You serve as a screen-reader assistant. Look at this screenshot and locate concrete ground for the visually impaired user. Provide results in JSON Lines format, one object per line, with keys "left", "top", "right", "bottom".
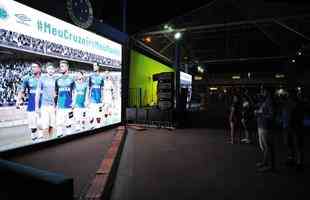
{"left": 7, "top": 130, "right": 115, "bottom": 199}
{"left": 111, "top": 128, "right": 309, "bottom": 200}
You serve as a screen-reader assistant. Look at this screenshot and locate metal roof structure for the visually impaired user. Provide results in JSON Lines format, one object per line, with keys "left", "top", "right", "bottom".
{"left": 132, "top": 0, "right": 310, "bottom": 72}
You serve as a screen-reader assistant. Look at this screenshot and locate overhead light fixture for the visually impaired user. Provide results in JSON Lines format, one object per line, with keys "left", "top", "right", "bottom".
{"left": 297, "top": 51, "right": 302, "bottom": 56}
{"left": 292, "top": 59, "right": 296, "bottom": 63}
{"left": 145, "top": 36, "right": 151, "bottom": 43}
{"left": 232, "top": 75, "right": 240, "bottom": 80}
{"left": 197, "top": 66, "right": 204, "bottom": 73}
{"left": 174, "top": 32, "right": 182, "bottom": 40}
{"left": 194, "top": 76, "right": 203, "bottom": 80}
{"left": 210, "top": 87, "right": 218, "bottom": 91}
{"left": 275, "top": 74, "right": 285, "bottom": 79}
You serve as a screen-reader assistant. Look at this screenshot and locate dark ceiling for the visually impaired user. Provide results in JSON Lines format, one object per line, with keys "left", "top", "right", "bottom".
{"left": 132, "top": 0, "right": 310, "bottom": 72}
{"left": 11, "top": 0, "right": 310, "bottom": 73}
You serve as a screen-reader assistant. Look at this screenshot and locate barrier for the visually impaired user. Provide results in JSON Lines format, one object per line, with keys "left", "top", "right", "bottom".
{"left": 0, "top": 159, "right": 73, "bottom": 200}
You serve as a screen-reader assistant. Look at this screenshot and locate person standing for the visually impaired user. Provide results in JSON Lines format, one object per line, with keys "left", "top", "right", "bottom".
{"left": 36, "top": 62, "right": 57, "bottom": 139}
{"left": 289, "top": 90, "right": 305, "bottom": 171}
{"left": 228, "top": 94, "right": 241, "bottom": 144}
{"left": 241, "top": 90, "right": 254, "bottom": 144}
{"left": 255, "top": 87, "right": 275, "bottom": 172}
{"left": 89, "top": 63, "right": 105, "bottom": 128}
{"left": 73, "top": 71, "right": 89, "bottom": 131}
{"left": 55, "top": 60, "right": 75, "bottom": 137}
{"left": 17, "top": 63, "right": 41, "bottom": 141}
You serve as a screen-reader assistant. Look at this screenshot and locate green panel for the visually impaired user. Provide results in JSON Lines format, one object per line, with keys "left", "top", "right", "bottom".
{"left": 129, "top": 50, "right": 175, "bottom": 107}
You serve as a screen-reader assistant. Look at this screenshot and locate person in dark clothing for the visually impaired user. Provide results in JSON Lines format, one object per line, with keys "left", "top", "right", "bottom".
{"left": 228, "top": 95, "right": 241, "bottom": 144}
{"left": 287, "top": 90, "right": 305, "bottom": 171}
{"left": 255, "top": 87, "right": 275, "bottom": 172}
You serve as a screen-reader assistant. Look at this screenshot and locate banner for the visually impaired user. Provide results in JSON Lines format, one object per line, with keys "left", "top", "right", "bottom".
{"left": 155, "top": 72, "right": 174, "bottom": 111}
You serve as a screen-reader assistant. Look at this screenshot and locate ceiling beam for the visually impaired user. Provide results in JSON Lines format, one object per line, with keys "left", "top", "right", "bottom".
{"left": 138, "top": 14, "right": 310, "bottom": 36}
{"left": 133, "top": 39, "right": 172, "bottom": 63}
{"left": 200, "top": 56, "right": 289, "bottom": 64}
{"left": 273, "top": 20, "right": 310, "bottom": 41}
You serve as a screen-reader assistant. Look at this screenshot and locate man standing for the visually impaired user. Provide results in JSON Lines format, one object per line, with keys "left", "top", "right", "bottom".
{"left": 17, "top": 62, "right": 41, "bottom": 141}
{"left": 73, "top": 71, "right": 89, "bottom": 131}
{"left": 89, "top": 63, "right": 105, "bottom": 128}
{"left": 55, "top": 60, "right": 75, "bottom": 137}
{"left": 36, "top": 62, "right": 57, "bottom": 139}
{"left": 255, "top": 86, "right": 275, "bottom": 172}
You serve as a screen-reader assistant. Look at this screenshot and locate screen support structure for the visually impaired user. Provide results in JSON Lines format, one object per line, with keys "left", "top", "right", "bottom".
{"left": 121, "top": 39, "right": 130, "bottom": 125}
{"left": 174, "top": 40, "right": 181, "bottom": 127}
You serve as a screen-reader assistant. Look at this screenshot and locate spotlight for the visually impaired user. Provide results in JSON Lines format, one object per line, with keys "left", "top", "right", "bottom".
{"left": 174, "top": 32, "right": 182, "bottom": 40}
{"left": 143, "top": 36, "right": 152, "bottom": 43}
{"left": 292, "top": 59, "right": 296, "bottom": 63}
{"left": 298, "top": 51, "right": 302, "bottom": 56}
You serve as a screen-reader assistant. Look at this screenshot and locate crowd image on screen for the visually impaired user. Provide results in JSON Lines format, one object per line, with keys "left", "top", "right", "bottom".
{"left": 0, "top": 29, "right": 121, "bottom": 68}
{"left": 0, "top": 62, "right": 32, "bottom": 106}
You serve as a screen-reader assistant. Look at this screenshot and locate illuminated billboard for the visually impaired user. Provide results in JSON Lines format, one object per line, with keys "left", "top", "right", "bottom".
{"left": 180, "top": 71, "right": 192, "bottom": 109}
{"left": 0, "top": 0, "right": 122, "bottom": 152}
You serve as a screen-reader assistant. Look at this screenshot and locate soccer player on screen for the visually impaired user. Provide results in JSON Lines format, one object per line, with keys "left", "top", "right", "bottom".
{"left": 35, "top": 62, "right": 57, "bottom": 139}
{"left": 104, "top": 72, "right": 113, "bottom": 118}
{"left": 55, "top": 60, "right": 75, "bottom": 137}
{"left": 17, "top": 62, "right": 41, "bottom": 141}
{"left": 89, "top": 63, "right": 104, "bottom": 128}
{"left": 73, "top": 71, "right": 88, "bottom": 131}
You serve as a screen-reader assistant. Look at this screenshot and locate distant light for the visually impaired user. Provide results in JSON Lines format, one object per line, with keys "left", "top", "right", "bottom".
{"left": 210, "top": 87, "right": 218, "bottom": 91}
{"left": 277, "top": 89, "right": 285, "bottom": 95}
{"left": 298, "top": 51, "right": 302, "bottom": 56}
{"left": 297, "top": 87, "right": 301, "bottom": 91}
{"left": 247, "top": 72, "right": 251, "bottom": 79}
{"left": 174, "top": 32, "right": 182, "bottom": 40}
{"left": 197, "top": 66, "right": 204, "bottom": 73}
{"left": 145, "top": 36, "right": 152, "bottom": 43}
{"left": 232, "top": 75, "right": 240, "bottom": 80}
{"left": 275, "top": 74, "right": 285, "bottom": 79}
{"left": 164, "top": 24, "right": 169, "bottom": 29}
{"left": 223, "top": 89, "right": 227, "bottom": 93}
{"left": 292, "top": 59, "right": 296, "bottom": 63}
{"left": 184, "top": 56, "right": 188, "bottom": 60}
{"left": 194, "top": 76, "right": 203, "bottom": 80}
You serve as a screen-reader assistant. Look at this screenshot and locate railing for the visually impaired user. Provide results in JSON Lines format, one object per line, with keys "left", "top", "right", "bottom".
{"left": 129, "top": 88, "right": 158, "bottom": 108}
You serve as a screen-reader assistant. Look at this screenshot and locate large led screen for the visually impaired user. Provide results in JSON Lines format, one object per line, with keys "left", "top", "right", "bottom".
{"left": 0, "top": 0, "right": 122, "bottom": 152}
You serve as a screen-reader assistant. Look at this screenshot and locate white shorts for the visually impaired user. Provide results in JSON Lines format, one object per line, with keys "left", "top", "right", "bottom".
{"left": 40, "top": 106, "right": 56, "bottom": 129}
{"left": 27, "top": 111, "right": 38, "bottom": 129}
{"left": 74, "top": 107, "right": 87, "bottom": 122}
{"left": 56, "top": 108, "right": 73, "bottom": 127}
{"left": 89, "top": 103, "right": 104, "bottom": 119}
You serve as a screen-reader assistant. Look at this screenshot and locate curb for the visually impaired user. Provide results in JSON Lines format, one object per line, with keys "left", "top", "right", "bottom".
{"left": 84, "top": 126, "right": 127, "bottom": 200}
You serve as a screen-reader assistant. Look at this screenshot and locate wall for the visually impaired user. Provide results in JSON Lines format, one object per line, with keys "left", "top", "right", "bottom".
{"left": 129, "top": 50, "right": 175, "bottom": 107}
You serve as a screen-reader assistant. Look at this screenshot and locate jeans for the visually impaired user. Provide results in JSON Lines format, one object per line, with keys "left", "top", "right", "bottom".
{"left": 258, "top": 128, "right": 275, "bottom": 168}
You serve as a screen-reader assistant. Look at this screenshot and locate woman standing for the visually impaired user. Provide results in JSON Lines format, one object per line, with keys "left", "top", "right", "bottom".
{"left": 228, "top": 94, "right": 241, "bottom": 144}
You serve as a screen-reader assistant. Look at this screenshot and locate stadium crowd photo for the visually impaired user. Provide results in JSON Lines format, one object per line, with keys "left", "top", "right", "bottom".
{"left": 0, "top": 58, "right": 121, "bottom": 146}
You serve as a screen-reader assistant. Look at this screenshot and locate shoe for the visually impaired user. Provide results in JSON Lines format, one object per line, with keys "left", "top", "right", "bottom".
{"left": 256, "top": 162, "right": 266, "bottom": 168}
{"left": 31, "top": 136, "right": 38, "bottom": 142}
{"left": 257, "top": 165, "right": 274, "bottom": 172}
{"left": 241, "top": 138, "right": 251, "bottom": 144}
